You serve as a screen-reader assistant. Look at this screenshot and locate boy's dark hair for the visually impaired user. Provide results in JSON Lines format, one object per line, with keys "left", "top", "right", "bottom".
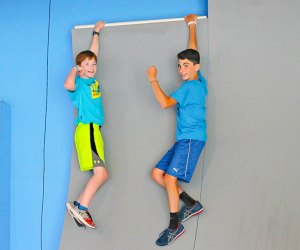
{"left": 76, "top": 50, "right": 97, "bottom": 65}
{"left": 177, "top": 49, "right": 200, "bottom": 65}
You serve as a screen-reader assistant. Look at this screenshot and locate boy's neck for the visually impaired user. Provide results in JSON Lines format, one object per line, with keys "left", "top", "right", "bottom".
{"left": 80, "top": 76, "right": 94, "bottom": 79}
{"left": 185, "top": 72, "right": 198, "bottom": 81}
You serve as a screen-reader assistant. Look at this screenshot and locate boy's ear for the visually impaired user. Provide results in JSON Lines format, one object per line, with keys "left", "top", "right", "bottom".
{"left": 194, "top": 63, "right": 200, "bottom": 71}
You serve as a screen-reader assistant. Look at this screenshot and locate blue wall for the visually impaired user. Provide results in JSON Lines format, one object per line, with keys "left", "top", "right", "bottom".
{"left": 0, "top": 1, "right": 207, "bottom": 249}
{"left": 0, "top": 101, "right": 11, "bottom": 250}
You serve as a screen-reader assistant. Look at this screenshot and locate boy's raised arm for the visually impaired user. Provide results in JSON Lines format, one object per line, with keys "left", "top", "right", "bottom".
{"left": 90, "top": 21, "right": 105, "bottom": 57}
{"left": 64, "top": 21, "right": 105, "bottom": 91}
{"left": 184, "top": 14, "right": 198, "bottom": 51}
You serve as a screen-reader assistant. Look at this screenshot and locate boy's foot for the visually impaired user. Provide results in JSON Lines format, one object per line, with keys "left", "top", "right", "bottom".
{"left": 156, "top": 223, "right": 185, "bottom": 246}
{"left": 66, "top": 202, "right": 84, "bottom": 227}
{"left": 68, "top": 205, "right": 97, "bottom": 229}
{"left": 178, "top": 201, "right": 204, "bottom": 222}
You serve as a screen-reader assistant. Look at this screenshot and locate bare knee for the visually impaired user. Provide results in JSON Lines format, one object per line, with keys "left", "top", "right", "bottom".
{"left": 151, "top": 168, "right": 164, "bottom": 182}
{"left": 103, "top": 169, "right": 109, "bottom": 182}
{"left": 94, "top": 168, "right": 109, "bottom": 182}
{"left": 164, "top": 174, "right": 177, "bottom": 186}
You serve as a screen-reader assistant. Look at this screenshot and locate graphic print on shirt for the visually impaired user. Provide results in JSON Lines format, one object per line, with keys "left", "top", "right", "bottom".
{"left": 90, "top": 80, "right": 101, "bottom": 99}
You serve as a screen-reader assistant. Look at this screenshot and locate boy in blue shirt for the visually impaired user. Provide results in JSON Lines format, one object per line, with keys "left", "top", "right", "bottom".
{"left": 147, "top": 14, "right": 207, "bottom": 246}
{"left": 64, "top": 21, "right": 109, "bottom": 229}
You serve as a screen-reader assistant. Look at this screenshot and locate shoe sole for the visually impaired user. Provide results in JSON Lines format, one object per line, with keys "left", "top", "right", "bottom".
{"left": 66, "top": 203, "right": 84, "bottom": 227}
{"left": 181, "top": 207, "right": 204, "bottom": 222}
{"left": 73, "top": 217, "right": 85, "bottom": 227}
{"left": 66, "top": 203, "right": 96, "bottom": 229}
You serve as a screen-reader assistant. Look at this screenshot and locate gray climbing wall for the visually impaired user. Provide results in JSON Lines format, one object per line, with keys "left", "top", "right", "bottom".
{"left": 195, "top": 1, "right": 300, "bottom": 250}
{"left": 60, "top": 19, "right": 208, "bottom": 249}
{"left": 61, "top": 1, "right": 300, "bottom": 248}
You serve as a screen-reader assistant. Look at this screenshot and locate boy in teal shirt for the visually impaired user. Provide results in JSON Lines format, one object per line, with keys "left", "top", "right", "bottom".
{"left": 147, "top": 14, "right": 207, "bottom": 246}
{"left": 65, "top": 21, "right": 109, "bottom": 229}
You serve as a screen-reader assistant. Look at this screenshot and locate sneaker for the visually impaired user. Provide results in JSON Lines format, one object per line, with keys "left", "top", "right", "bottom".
{"left": 178, "top": 201, "right": 204, "bottom": 222}
{"left": 69, "top": 205, "right": 97, "bottom": 229}
{"left": 66, "top": 202, "right": 84, "bottom": 227}
{"left": 156, "top": 223, "right": 185, "bottom": 246}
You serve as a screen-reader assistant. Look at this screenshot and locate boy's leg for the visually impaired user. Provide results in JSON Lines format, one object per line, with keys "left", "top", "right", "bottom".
{"left": 152, "top": 169, "right": 200, "bottom": 221}
{"left": 159, "top": 140, "right": 205, "bottom": 222}
{"left": 151, "top": 168, "right": 183, "bottom": 193}
{"left": 164, "top": 174, "right": 180, "bottom": 220}
{"left": 154, "top": 145, "right": 185, "bottom": 246}
{"left": 70, "top": 166, "right": 108, "bottom": 228}
{"left": 156, "top": 175, "right": 185, "bottom": 246}
{"left": 76, "top": 123, "right": 108, "bottom": 206}
{"left": 77, "top": 166, "right": 109, "bottom": 207}
{"left": 151, "top": 142, "right": 185, "bottom": 194}
{"left": 68, "top": 123, "right": 108, "bottom": 228}
{"left": 152, "top": 168, "right": 197, "bottom": 204}
{"left": 175, "top": 140, "right": 206, "bottom": 222}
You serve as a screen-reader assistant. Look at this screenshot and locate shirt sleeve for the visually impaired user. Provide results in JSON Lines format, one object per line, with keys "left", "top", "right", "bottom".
{"left": 68, "top": 89, "right": 77, "bottom": 102}
{"left": 171, "top": 84, "right": 187, "bottom": 104}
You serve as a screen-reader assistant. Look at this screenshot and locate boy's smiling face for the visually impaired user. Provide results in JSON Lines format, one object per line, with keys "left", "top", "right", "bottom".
{"left": 80, "top": 58, "right": 97, "bottom": 78}
{"left": 177, "top": 59, "right": 200, "bottom": 81}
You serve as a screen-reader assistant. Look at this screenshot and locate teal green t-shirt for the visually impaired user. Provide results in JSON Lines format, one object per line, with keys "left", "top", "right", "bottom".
{"left": 171, "top": 71, "right": 207, "bottom": 141}
{"left": 68, "top": 76, "right": 104, "bottom": 126}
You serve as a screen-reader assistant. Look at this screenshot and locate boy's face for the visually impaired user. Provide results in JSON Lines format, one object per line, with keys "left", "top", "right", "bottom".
{"left": 80, "top": 58, "right": 97, "bottom": 78}
{"left": 178, "top": 59, "right": 200, "bottom": 81}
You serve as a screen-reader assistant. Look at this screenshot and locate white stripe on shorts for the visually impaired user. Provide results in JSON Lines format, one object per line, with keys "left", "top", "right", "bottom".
{"left": 184, "top": 140, "right": 192, "bottom": 180}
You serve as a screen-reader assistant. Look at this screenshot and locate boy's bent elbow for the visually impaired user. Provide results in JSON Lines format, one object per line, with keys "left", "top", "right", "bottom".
{"left": 160, "top": 103, "right": 169, "bottom": 109}
{"left": 160, "top": 98, "right": 176, "bottom": 109}
{"left": 63, "top": 83, "right": 69, "bottom": 90}
{"left": 64, "top": 82, "right": 75, "bottom": 91}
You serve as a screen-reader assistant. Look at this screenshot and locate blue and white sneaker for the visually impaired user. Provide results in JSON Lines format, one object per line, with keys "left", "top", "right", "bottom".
{"left": 156, "top": 223, "right": 185, "bottom": 246}
{"left": 178, "top": 201, "right": 204, "bottom": 222}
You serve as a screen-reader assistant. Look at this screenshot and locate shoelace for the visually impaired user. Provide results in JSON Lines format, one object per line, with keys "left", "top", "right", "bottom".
{"left": 167, "top": 228, "right": 181, "bottom": 242}
{"left": 84, "top": 210, "right": 93, "bottom": 221}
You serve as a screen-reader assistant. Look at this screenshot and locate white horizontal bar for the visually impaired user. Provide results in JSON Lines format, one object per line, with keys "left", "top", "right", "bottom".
{"left": 74, "top": 16, "right": 207, "bottom": 29}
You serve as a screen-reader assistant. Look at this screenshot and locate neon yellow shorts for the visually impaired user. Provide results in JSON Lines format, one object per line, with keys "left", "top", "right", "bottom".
{"left": 74, "top": 122, "right": 106, "bottom": 172}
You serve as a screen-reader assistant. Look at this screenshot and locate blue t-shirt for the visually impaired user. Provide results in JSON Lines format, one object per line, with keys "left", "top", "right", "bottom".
{"left": 171, "top": 71, "right": 207, "bottom": 141}
{"left": 68, "top": 76, "right": 104, "bottom": 126}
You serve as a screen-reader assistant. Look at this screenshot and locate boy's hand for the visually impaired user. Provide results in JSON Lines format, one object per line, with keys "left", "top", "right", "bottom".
{"left": 185, "top": 14, "right": 198, "bottom": 25}
{"left": 94, "top": 21, "right": 105, "bottom": 32}
{"left": 147, "top": 66, "right": 157, "bottom": 82}
{"left": 76, "top": 65, "right": 85, "bottom": 78}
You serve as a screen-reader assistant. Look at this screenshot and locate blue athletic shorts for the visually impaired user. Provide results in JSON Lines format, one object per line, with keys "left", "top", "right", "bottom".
{"left": 155, "top": 139, "right": 205, "bottom": 183}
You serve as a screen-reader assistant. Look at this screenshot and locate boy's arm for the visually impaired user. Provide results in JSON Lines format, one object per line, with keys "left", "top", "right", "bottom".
{"left": 64, "top": 21, "right": 105, "bottom": 91}
{"left": 89, "top": 21, "right": 105, "bottom": 56}
{"left": 184, "top": 14, "right": 198, "bottom": 50}
{"left": 64, "top": 66, "right": 77, "bottom": 91}
{"left": 147, "top": 66, "right": 177, "bottom": 109}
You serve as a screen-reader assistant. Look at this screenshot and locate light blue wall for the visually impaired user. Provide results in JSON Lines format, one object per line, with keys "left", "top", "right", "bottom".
{"left": 0, "top": 1, "right": 207, "bottom": 249}
{"left": 0, "top": 2, "right": 50, "bottom": 250}
{"left": 0, "top": 101, "right": 11, "bottom": 250}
